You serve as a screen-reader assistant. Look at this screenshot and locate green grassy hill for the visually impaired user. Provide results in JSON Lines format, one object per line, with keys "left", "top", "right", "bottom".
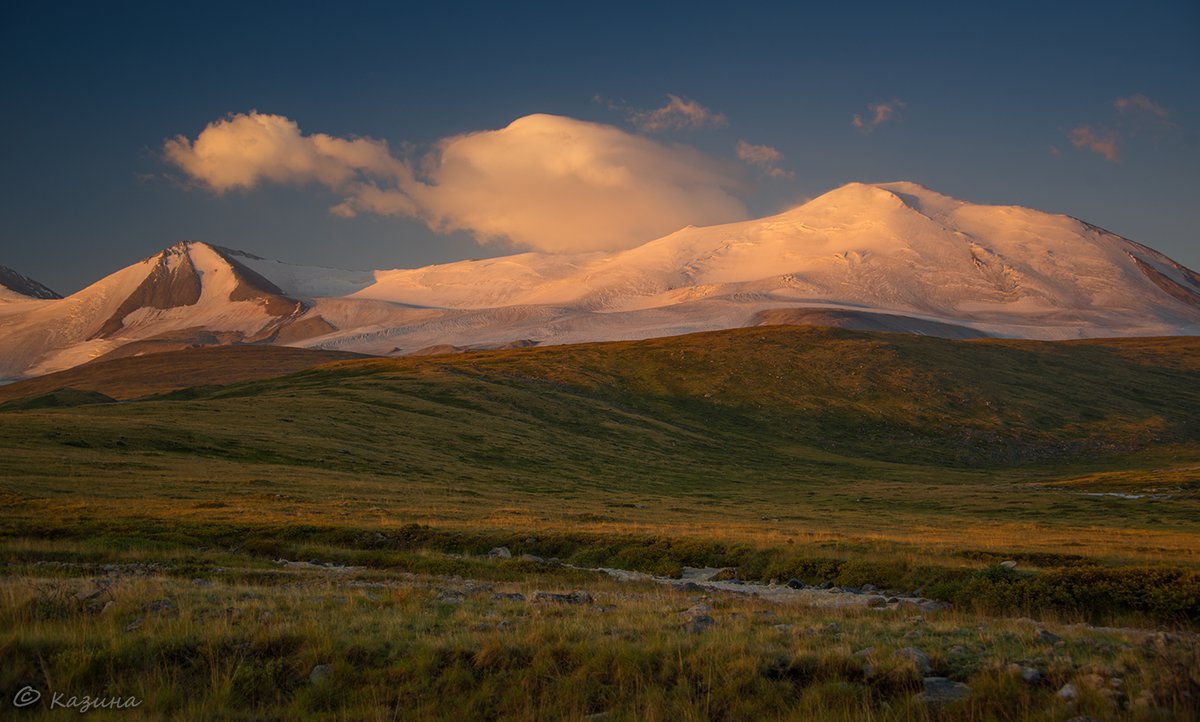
{"left": 1, "top": 326, "right": 1198, "bottom": 620}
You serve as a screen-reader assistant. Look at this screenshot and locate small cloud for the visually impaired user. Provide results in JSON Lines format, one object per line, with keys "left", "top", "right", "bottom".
{"left": 625, "top": 94, "right": 728, "bottom": 133}
{"left": 1048, "top": 146, "right": 1062, "bottom": 158}
{"left": 852, "top": 99, "right": 905, "bottom": 132}
{"left": 1068, "top": 125, "right": 1120, "bottom": 162}
{"left": 1114, "top": 93, "right": 1169, "bottom": 118}
{"left": 736, "top": 140, "right": 794, "bottom": 180}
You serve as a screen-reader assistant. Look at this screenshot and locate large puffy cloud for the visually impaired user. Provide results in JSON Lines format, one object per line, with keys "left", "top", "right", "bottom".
{"left": 165, "top": 112, "right": 747, "bottom": 253}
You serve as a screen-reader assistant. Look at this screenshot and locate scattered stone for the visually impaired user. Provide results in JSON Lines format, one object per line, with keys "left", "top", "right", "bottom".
{"left": 817, "top": 581, "right": 834, "bottom": 590}
{"left": 948, "top": 645, "right": 967, "bottom": 655}
{"left": 824, "top": 622, "right": 840, "bottom": 633}
{"left": 492, "top": 592, "right": 526, "bottom": 602}
{"left": 853, "top": 647, "right": 874, "bottom": 657}
{"left": 684, "top": 603, "right": 712, "bottom": 617}
{"left": 866, "top": 595, "right": 887, "bottom": 608}
{"left": 887, "top": 596, "right": 900, "bottom": 603}
{"left": 143, "top": 598, "right": 177, "bottom": 615}
{"left": 1037, "top": 629, "right": 1062, "bottom": 645}
{"left": 916, "top": 677, "right": 971, "bottom": 704}
{"left": 677, "top": 582, "right": 704, "bottom": 592}
{"left": 519, "top": 553, "right": 545, "bottom": 563}
{"left": 309, "top": 664, "right": 333, "bottom": 683}
{"left": 1057, "top": 683, "right": 1079, "bottom": 702}
{"left": 497, "top": 620, "right": 514, "bottom": 631}
{"left": 192, "top": 578, "right": 213, "bottom": 587}
{"left": 772, "top": 624, "right": 796, "bottom": 633}
{"left": 683, "top": 615, "right": 715, "bottom": 633}
{"left": 487, "top": 547, "right": 512, "bottom": 559}
{"left": 894, "top": 647, "right": 932, "bottom": 675}
{"left": 1000, "top": 560, "right": 1018, "bottom": 569}
{"left": 1007, "top": 663, "right": 1042, "bottom": 684}
{"left": 308, "top": 559, "right": 324, "bottom": 567}
{"left": 435, "top": 589, "right": 465, "bottom": 604}
{"left": 786, "top": 578, "right": 805, "bottom": 590}
{"left": 532, "top": 590, "right": 593, "bottom": 604}
{"left": 862, "top": 583, "right": 878, "bottom": 592}
{"left": 918, "top": 600, "right": 950, "bottom": 612}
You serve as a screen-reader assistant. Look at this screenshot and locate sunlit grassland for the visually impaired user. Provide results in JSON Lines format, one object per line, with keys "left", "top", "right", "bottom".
{"left": 0, "top": 327, "right": 1198, "bottom": 719}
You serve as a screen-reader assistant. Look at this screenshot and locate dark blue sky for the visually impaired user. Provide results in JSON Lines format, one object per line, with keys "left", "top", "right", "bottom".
{"left": 2, "top": 0, "right": 1197, "bottom": 293}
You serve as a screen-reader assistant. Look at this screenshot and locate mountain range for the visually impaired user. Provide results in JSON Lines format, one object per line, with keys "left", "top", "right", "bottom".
{"left": 2, "top": 181, "right": 1198, "bottom": 381}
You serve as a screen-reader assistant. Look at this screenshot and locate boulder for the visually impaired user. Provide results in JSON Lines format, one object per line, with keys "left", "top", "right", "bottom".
{"left": 916, "top": 677, "right": 971, "bottom": 704}
{"left": 894, "top": 647, "right": 932, "bottom": 675}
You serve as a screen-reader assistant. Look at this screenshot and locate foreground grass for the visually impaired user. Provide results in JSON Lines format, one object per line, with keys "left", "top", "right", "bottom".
{"left": 1, "top": 551, "right": 1196, "bottom": 722}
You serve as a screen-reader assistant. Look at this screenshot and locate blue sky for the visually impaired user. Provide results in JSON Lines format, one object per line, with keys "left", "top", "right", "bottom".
{"left": 1, "top": 0, "right": 1197, "bottom": 293}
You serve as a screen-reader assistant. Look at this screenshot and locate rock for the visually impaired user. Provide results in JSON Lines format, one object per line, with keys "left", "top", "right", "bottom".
{"left": 308, "top": 559, "right": 324, "bottom": 566}
{"left": 1037, "top": 629, "right": 1062, "bottom": 645}
{"left": 772, "top": 624, "right": 796, "bottom": 633}
{"left": 887, "top": 596, "right": 900, "bottom": 603}
{"left": 123, "top": 618, "right": 143, "bottom": 632}
{"left": 143, "top": 598, "right": 177, "bottom": 615}
{"left": 497, "top": 620, "right": 514, "bottom": 631}
{"left": 1000, "top": 560, "right": 1018, "bottom": 569}
{"left": 99, "top": 601, "right": 115, "bottom": 615}
{"left": 918, "top": 600, "right": 950, "bottom": 612}
{"left": 853, "top": 647, "right": 874, "bottom": 657}
{"left": 532, "top": 590, "right": 593, "bottom": 604}
{"left": 192, "top": 578, "right": 213, "bottom": 587}
{"left": 492, "top": 592, "right": 526, "bottom": 602}
{"left": 487, "top": 547, "right": 512, "bottom": 559}
{"left": 519, "top": 553, "right": 544, "bottom": 563}
{"left": 786, "top": 578, "right": 805, "bottom": 590}
{"left": 1007, "top": 663, "right": 1042, "bottom": 684}
{"left": 435, "top": 589, "right": 465, "bottom": 604}
{"left": 1057, "top": 683, "right": 1079, "bottom": 702}
{"left": 309, "top": 664, "right": 333, "bottom": 683}
{"left": 683, "top": 615, "right": 715, "bottom": 633}
{"left": 894, "top": 647, "right": 932, "bottom": 675}
{"left": 862, "top": 583, "right": 878, "bottom": 592}
{"left": 817, "top": 581, "right": 834, "bottom": 590}
{"left": 948, "top": 645, "right": 967, "bottom": 655}
{"left": 866, "top": 595, "right": 887, "bottom": 608}
{"left": 916, "top": 677, "right": 971, "bottom": 704}
{"left": 684, "top": 603, "right": 712, "bottom": 617}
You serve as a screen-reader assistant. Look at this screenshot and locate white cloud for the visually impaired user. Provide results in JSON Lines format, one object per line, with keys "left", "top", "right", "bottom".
{"left": 166, "top": 112, "right": 748, "bottom": 253}
{"left": 1068, "top": 125, "right": 1120, "bottom": 162}
{"left": 852, "top": 99, "right": 905, "bottom": 131}
{"left": 735, "top": 140, "right": 794, "bottom": 180}
{"left": 626, "top": 95, "right": 728, "bottom": 132}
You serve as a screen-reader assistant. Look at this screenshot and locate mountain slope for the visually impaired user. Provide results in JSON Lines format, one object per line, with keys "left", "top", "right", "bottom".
{"left": 3, "top": 326, "right": 1198, "bottom": 471}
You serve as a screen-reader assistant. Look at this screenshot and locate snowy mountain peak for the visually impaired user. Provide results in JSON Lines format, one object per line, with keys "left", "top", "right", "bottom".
{"left": 2, "top": 181, "right": 1198, "bottom": 380}
{"left": 0, "top": 265, "right": 61, "bottom": 302}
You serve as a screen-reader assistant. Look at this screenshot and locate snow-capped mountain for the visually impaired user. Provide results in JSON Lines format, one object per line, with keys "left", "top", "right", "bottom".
{"left": 2, "top": 182, "right": 1199, "bottom": 379}
{"left": 0, "top": 265, "right": 61, "bottom": 302}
